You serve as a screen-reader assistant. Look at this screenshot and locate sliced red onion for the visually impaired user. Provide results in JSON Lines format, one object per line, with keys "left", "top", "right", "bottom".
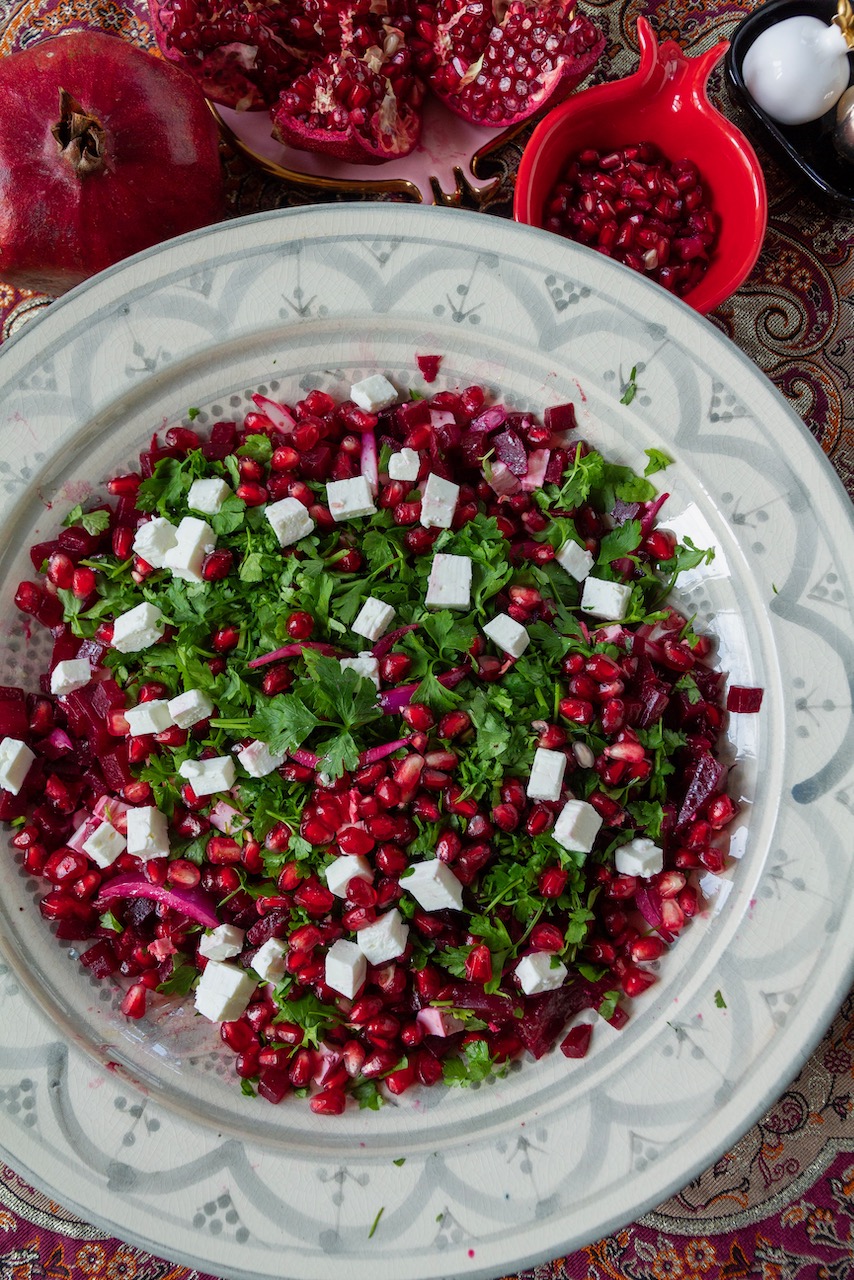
{"left": 487, "top": 460, "right": 521, "bottom": 496}
{"left": 360, "top": 430, "right": 378, "bottom": 494}
{"left": 248, "top": 640, "right": 342, "bottom": 669}
{"left": 359, "top": 738, "right": 409, "bottom": 766}
{"left": 251, "top": 393, "right": 295, "bottom": 432}
{"left": 289, "top": 747, "right": 320, "bottom": 769}
{"left": 640, "top": 492, "right": 669, "bottom": 536}
{"left": 379, "top": 666, "right": 469, "bottom": 714}
{"left": 430, "top": 408, "right": 456, "bottom": 431}
{"left": 469, "top": 406, "right": 508, "bottom": 435}
{"left": 372, "top": 623, "right": 419, "bottom": 659}
{"left": 95, "top": 876, "right": 220, "bottom": 929}
{"left": 521, "top": 449, "right": 551, "bottom": 491}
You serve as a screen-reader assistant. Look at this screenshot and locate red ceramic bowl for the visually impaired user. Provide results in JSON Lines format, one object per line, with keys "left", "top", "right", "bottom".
{"left": 514, "top": 18, "right": 768, "bottom": 314}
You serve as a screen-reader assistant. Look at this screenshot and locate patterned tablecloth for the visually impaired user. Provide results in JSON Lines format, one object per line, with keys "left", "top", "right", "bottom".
{"left": 0, "top": 0, "right": 852, "bottom": 1277}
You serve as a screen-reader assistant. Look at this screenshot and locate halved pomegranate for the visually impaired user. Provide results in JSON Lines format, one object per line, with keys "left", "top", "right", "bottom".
{"left": 417, "top": 0, "right": 605, "bottom": 127}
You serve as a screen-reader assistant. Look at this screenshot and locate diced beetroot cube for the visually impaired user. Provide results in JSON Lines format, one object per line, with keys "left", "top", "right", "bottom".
{"left": 395, "top": 399, "right": 431, "bottom": 430}
{"left": 100, "top": 745, "right": 133, "bottom": 792}
{"left": 298, "top": 444, "right": 334, "bottom": 481}
{"left": 201, "top": 420, "right": 237, "bottom": 461}
{"left": 91, "top": 679, "right": 126, "bottom": 715}
{"left": 29, "top": 540, "right": 61, "bottom": 572}
{"left": 0, "top": 790, "right": 29, "bottom": 821}
{"left": 726, "top": 685, "right": 763, "bottom": 713}
{"left": 31, "top": 803, "right": 73, "bottom": 846}
{"left": 80, "top": 938, "right": 118, "bottom": 979}
{"left": 139, "top": 445, "right": 183, "bottom": 478}
{"left": 0, "top": 687, "right": 29, "bottom": 739}
{"left": 436, "top": 983, "right": 518, "bottom": 1024}
{"left": 460, "top": 436, "right": 490, "bottom": 470}
{"left": 635, "top": 682, "right": 670, "bottom": 728}
{"left": 35, "top": 593, "right": 64, "bottom": 630}
{"left": 543, "top": 402, "right": 577, "bottom": 433}
{"left": 560, "top": 1024, "right": 593, "bottom": 1059}
{"left": 257, "top": 1067, "right": 290, "bottom": 1105}
{"left": 429, "top": 410, "right": 461, "bottom": 453}
{"left": 76, "top": 638, "right": 107, "bottom": 668}
{"left": 58, "top": 525, "right": 100, "bottom": 558}
{"left": 50, "top": 627, "right": 80, "bottom": 671}
{"left": 612, "top": 500, "right": 641, "bottom": 525}
{"left": 544, "top": 449, "right": 568, "bottom": 484}
{"left": 518, "top": 979, "right": 608, "bottom": 1060}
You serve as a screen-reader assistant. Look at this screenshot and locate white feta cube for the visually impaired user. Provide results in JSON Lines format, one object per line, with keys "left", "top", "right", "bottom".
{"left": 425, "top": 552, "right": 472, "bottom": 611}
{"left": 125, "top": 806, "right": 170, "bottom": 860}
{"left": 325, "top": 938, "right": 367, "bottom": 999}
{"left": 132, "top": 517, "right": 178, "bottom": 570}
{"left": 340, "top": 652, "right": 380, "bottom": 690}
{"left": 349, "top": 374, "right": 399, "bottom": 413}
{"left": 237, "top": 740, "right": 286, "bottom": 778}
{"left": 515, "top": 952, "right": 568, "bottom": 995}
{"left": 50, "top": 657, "right": 91, "bottom": 696}
{"left": 556, "top": 539, "right": 595, "bottom": 582}
{"left": 387, "top": 448, "right": 420, "bottom": 482}
{"left": 482, "top": 612, "right": 530, "bottom": 659}
{"left": 187, "top": 477, "right": 231, "bottom": 516}
{"left": 356, "top": 908, "right": 409, "bottom": 965}
{"left": 124, "top": 699, "right": 173, "bottom": 737}
{"left": 112, "top": 602, "right": 165, "bottom": 653}
{"left": 265, "top": 496, "right": 315, "bottom": 547}
{"left": 526, "top": 747, "right": 568, "bottom": 802}
{"left": 324, "top": 855, "right": 373, "bottom": 899}
{"left": 580, "top": 576, "right": 633, "bottom": 621}
{"left": 615, "top": 837, "right": 664, "bottom": 879}
{"left": 199, "top": 923, "right": 245, "bottom": 962}
{"left": 0, "top": 737, "right": 34, "bottom": 795}
{"left": 420, "top": 472, "right": 459, "bottom": 529}
{"left": 167, "top": 688, "right": 214, "bottom": 729}
{"left": 162, "top": 516, "right": 216, "bottom": 584}
{"left": 251, "top": 937, "right": 288, "bottom": 983}
{"left": 178, "top": 755, "right": 236, "bottom": 798}
{"left": 327, "top": 476, "right": 377, "bottom": 522}
{"left": 405, "top": 860, "right": 464, "bottom": 912}
{"left": 352, "top": 596, "right": 396, "bottom": 643}
{"left": 553, "top": 798, "right": 603, "bottom": 854}
{"left": 194, "top": 959, "right": 256, "bottom": 1023}
{"left": 82, "top": 820, "right": 127, "bottom": 869}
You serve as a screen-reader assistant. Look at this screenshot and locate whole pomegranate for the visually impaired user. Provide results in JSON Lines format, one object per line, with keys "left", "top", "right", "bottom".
{"left": 0, "top": 33, "right": 225, "bottom": 295}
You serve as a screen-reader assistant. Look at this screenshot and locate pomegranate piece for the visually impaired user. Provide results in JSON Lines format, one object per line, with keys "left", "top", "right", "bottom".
{"left": 272, "top": 46, "right": 423, "bottom": 164}
{"left": 422, "top": 0, "right": 603, "bottom": 127}
{"left": 0, "top": 33, "right": 224, "bottom": 295}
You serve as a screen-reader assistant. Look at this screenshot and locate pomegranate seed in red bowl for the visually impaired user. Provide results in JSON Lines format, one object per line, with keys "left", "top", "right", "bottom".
{"left": 514, "top": 17, "right": 768, "bottom": 313}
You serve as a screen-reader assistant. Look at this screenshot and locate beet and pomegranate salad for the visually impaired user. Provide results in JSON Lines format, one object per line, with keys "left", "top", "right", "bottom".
{"left": 0, "top": 368, "right": 754, "bottom": 1115}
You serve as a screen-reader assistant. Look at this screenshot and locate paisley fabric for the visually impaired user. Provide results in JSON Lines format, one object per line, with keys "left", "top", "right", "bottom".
{"left": 0, "top": 0, "right": 852, "bottom": 1275}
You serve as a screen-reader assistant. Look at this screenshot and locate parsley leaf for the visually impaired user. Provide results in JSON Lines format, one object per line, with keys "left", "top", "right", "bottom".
{"left": 620, "top": 365, "right": 639, "bottom": 405}
{"left": 157, "top": 958, "right": 199, "bottom": 997}
{"left": 443, "top": 1039, "right": 502, "bottom": 1087}
{"left": 644, "top": 447, "right": 673, "bottom": 476}
{"left": 597, "top": 520, "right": 642, "bottom": 566}
{"left": 63, "top": 505, "right": 111, "bottom": 536}
{"left": 248, "top": 695, "right": 321, "bottom": 755}
{"left": 714, "top": 990, "right": 727, "bottom": 1009}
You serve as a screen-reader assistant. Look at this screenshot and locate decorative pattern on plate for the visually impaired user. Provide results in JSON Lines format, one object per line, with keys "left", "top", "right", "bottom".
{"left": 0, "top": 205, "right": 851, "bottom": 1280}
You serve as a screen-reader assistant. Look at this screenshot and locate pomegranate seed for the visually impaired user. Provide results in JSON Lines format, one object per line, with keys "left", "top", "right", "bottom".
{"left": 465, "top": 944, "right": 492, "bottom": 985}
{"left": 530, "top": 922, "right": 565, "bottom": 952}
{"left": 337, "top": 826, "right": 375, "bottom": 856}
{"left": 538, "top": 867, "right": 567, "bottom": 898}
{"left": 294, "top": 879, "right": 335, "bottom": 916}
{"left": 121, "top": 983, "right": 147, "bottom": 1019}
{"left": 379, "top": 652, "right": 411, "bottom": 683}
{"left": 72, "top": 566, "right": 97, "bottom": 598}
{"left": 491, "top": 802, "right": 520, "bottom": 832}
{"left": 402, "top": 702, "right": 434, "bottom": 732}
{"left": 201, "top": 548, "right": 233, "bottom": 581}
{"left": 211, "top": 625, "right": 240, "bottom": 653}
{"left": 631, "top": 936, "right": 667, "bottom": 962}
{"left": 706, "top": 794, "right": 737, "bottom": 828}
{"left": 286, "top": 611, "right": 314, "bottom": 640}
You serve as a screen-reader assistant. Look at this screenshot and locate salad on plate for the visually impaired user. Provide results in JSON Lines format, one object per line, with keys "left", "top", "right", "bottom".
{"left": 0, "top": 361, "right": 757, "bottom": 1114}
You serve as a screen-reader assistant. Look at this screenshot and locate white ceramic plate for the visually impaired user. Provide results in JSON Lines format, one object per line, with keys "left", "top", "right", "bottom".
{"left": 0, "top": 205, "right": 851, "bottom": 1280}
